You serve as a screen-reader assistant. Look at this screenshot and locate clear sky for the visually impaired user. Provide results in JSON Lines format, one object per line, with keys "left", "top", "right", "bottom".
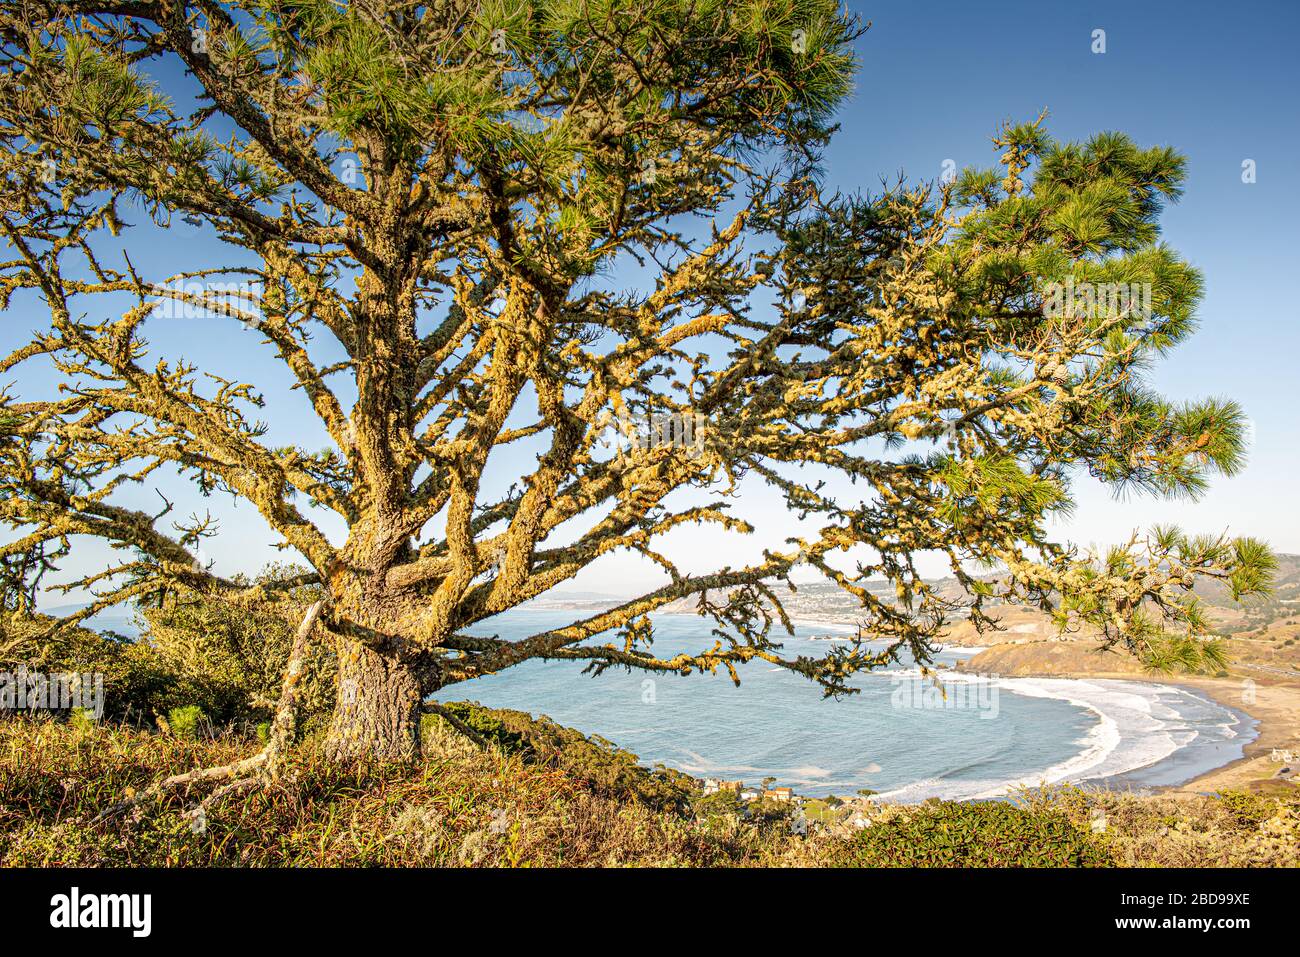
{"left": 813, "top": 0, "right": 1300, "bottom": 570}
{"left": 11, "top": 0, "right": 1299, "bottom": 603}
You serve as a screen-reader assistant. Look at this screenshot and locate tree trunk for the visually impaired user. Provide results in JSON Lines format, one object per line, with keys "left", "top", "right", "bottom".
{"left": 324, "top": 638, "right": 422, "bottom": 762}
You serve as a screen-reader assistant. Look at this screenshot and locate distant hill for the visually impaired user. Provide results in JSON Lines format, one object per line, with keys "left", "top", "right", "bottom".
{"left": 32, "top": 602, "right": 141, "bottom": 637}
{"left": 34, "top": 555, "right": 1300, "bottom": 667}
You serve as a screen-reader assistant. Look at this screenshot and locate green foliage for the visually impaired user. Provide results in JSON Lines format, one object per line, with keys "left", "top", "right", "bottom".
{"left": 1216, "top": 790, "right": 1273, "bottom": 828}
{"left": 1, "top": 566, "right": 335, "bottom": 727}
{"left": 68, "top": 708, "right": 98, "bottom": 732}
{"left": 163, "top": 705, "right": 207, "bottom": 740}
{"left": 222, "top": 0, "right": 859, "bottom": 223}
{"left": 1229, "top": 538, "right": 1278, "bottom": 601}
{"left": 932, "top": 122, "right": 1235, "bottom": 504}
{"left": 137, "top": 567, "right": 335, "bottom": 725}
{"left": 690, "top": 790, "right": 747, "bottom": 830}
{"left": 0, "top": 609, "right": 175, "bottom": 720}
{"left": 838, "top": 800, "right": 1114, "bottom": 868}
{"left": 1037, "top": 527, "right": 1277, "bottom": 673}
{"left": 936, "top": 455, "right": 1068, "bottom": 524}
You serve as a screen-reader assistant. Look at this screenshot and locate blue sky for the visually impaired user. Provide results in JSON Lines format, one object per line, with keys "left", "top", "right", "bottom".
{"left": 814, "top": 0, "right": 1299, "bottom": 565}
{"left": 11, "top": 0, "right": 1299, "bottom": 602}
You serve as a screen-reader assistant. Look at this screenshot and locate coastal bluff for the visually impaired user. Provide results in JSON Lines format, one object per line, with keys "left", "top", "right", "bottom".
{"left": 956, "top": 639, "right": 1147, "bottom": 677}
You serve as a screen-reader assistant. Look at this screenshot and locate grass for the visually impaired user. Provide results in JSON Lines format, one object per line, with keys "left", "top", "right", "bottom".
{"left": 1, "top": 709, "right": 1297, "bottom": 868}
{"left": 0, "top": 712, "right": 783, "bottom": 867}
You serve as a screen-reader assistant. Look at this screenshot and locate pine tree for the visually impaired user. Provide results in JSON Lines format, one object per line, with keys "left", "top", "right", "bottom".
{"left": 0, "top": 2, "right": 1272, "bottom": 799}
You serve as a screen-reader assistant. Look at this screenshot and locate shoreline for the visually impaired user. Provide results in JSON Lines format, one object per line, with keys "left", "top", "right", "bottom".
{"left": 951, "top": 653, "right": 1299, "bottom": 796}
{"left": 1157, "top": 674, "right": 1299, "bottom": 794}
{"left": 783, "top": 615, "right": 1297, "bottom": 798}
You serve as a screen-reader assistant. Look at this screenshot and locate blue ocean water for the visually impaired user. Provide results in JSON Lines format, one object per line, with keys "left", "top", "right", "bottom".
{"left": 74, "top": 604, "right": 1254, "bottom": 799}
{"left": 433, "top": 610, "right": 1257, "bottom": 800}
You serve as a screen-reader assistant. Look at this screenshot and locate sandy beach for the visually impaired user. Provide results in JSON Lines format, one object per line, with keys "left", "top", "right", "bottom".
{"left": 785, "top": 613, "right": 1300, "bottom": 797}
{"left": 1165, "top": 674, "right": 1300, "bottom": 794}
{"left": 951, "top": 638, "right": 1300, "bottom": 796}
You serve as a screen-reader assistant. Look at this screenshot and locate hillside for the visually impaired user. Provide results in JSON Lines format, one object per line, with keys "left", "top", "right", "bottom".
{"left": 561, "top": 555, "right": 1300, "bottom": 672}
{"left": 2, "top": 709, "right": 1297, "bottom": 868}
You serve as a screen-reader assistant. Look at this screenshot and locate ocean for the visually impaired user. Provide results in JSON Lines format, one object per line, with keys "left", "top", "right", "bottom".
{"left": 433, "top": 609, "right": 1257, "bottom": 800}
{"left": 75, "top": 605, "right": 1256, "bottom": 800}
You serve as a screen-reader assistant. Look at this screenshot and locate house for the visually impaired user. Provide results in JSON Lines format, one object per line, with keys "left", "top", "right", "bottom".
{"left": 763, "top": 787, "right": 794, "bottom": 803}
{"left": 740, "top": 789, "right": 760, "bottom": 802}
{"left": 705, "top": 779, "right": 745, "bottom": 796}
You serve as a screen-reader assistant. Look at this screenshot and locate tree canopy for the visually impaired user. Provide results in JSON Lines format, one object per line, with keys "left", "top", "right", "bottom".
{"left": 0, "top": 0, "right": 1273, "bottom": 760}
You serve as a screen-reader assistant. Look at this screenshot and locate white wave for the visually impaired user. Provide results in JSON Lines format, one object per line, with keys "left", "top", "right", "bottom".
{"left": 667, "top": 747, "right": 762, "bottom": 777}
{"left": 786, "top": 765, "right": 832, "bottom": 779}
{"left": 789, "top": 618, "right": 860, "bottom": 635}
{"left": 871, "top": 678, "right": 1240, "bottom": 803}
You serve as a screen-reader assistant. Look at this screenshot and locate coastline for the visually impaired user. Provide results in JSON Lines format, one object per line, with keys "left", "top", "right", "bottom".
{"left": 951, "top": 643, "right": 1299, "bottom": 797}
{"left": 87, "top": 604, "right": 1288, "bottom": 799}
{"left": 785, "top": 614, "right": 1297, "bottom": 797}
{"left": 1161, "top": 674, "right": 1299, "bottom": 794}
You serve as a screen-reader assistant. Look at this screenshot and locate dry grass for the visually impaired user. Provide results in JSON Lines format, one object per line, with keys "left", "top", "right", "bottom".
{"left": 1030, "top": 785, "right": 1300, "bottom": 868}
{"left": 0, "top": 716, "right": 786, "bottom": 867}
{"left": 3, "top": 716, "right": 1297, "bottom": 868}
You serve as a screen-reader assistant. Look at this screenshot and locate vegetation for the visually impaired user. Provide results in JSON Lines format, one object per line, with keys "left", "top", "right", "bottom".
{"left": 159, "top": 704, "right": 207, "bottom": 740}
{"left": 835, "top": 799, "right": 1113, "bottom": 868}
{"left": 3, "top": 715, "right": 1296, "bottom": 868}
{"left": 2, "top": 567, "right": 334, "bottom": 727}
{"left": 0, "top": 712, "right": 780, "bottom": 867}
{"left": 0, "top": 0, "right": 1275, "bottom": 799}
{"left": 136, "top": 566, "right": 336, "bottom": 725}
{"left": 426, "top": 702, "right": 697, "bottom": 811}
{"left": 0, "top": 608, "right": 172, "bottom": 720}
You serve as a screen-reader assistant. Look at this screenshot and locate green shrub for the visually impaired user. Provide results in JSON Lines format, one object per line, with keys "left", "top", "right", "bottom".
{"left": 68, "top": 708, "right": 98, "bottom": 732}
{"left": 1, "top": 610, "right": 182, "bottom": 723}
{"left": 4, "top": 565, "right": 333, "bottom": 728}
{"left": 164, "top": 705, "right": 207, "bottom": 740}
{"left": 691, "top": 790, "right": 744, "bottom": 826}
{"left": 138, "top": 565, "right": 334, "bottom": 725}
{"left": 1216, "top": 790, "right": 1272, "bottom": 828}
{"left": 837, "top": 800, "right": 1114, "bottom": 867}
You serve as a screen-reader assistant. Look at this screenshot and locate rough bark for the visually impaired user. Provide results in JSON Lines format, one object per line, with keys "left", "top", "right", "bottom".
{"left": 324, "top": 637, "right": 423, "bottom": 762}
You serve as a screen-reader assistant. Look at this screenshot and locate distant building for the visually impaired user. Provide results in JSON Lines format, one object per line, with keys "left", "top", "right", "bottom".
{"left": 763, "top": 787, "right": 794, "bottom": 803}
{"left": 705, "top": 779, "right": 745, "bottom": 796}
